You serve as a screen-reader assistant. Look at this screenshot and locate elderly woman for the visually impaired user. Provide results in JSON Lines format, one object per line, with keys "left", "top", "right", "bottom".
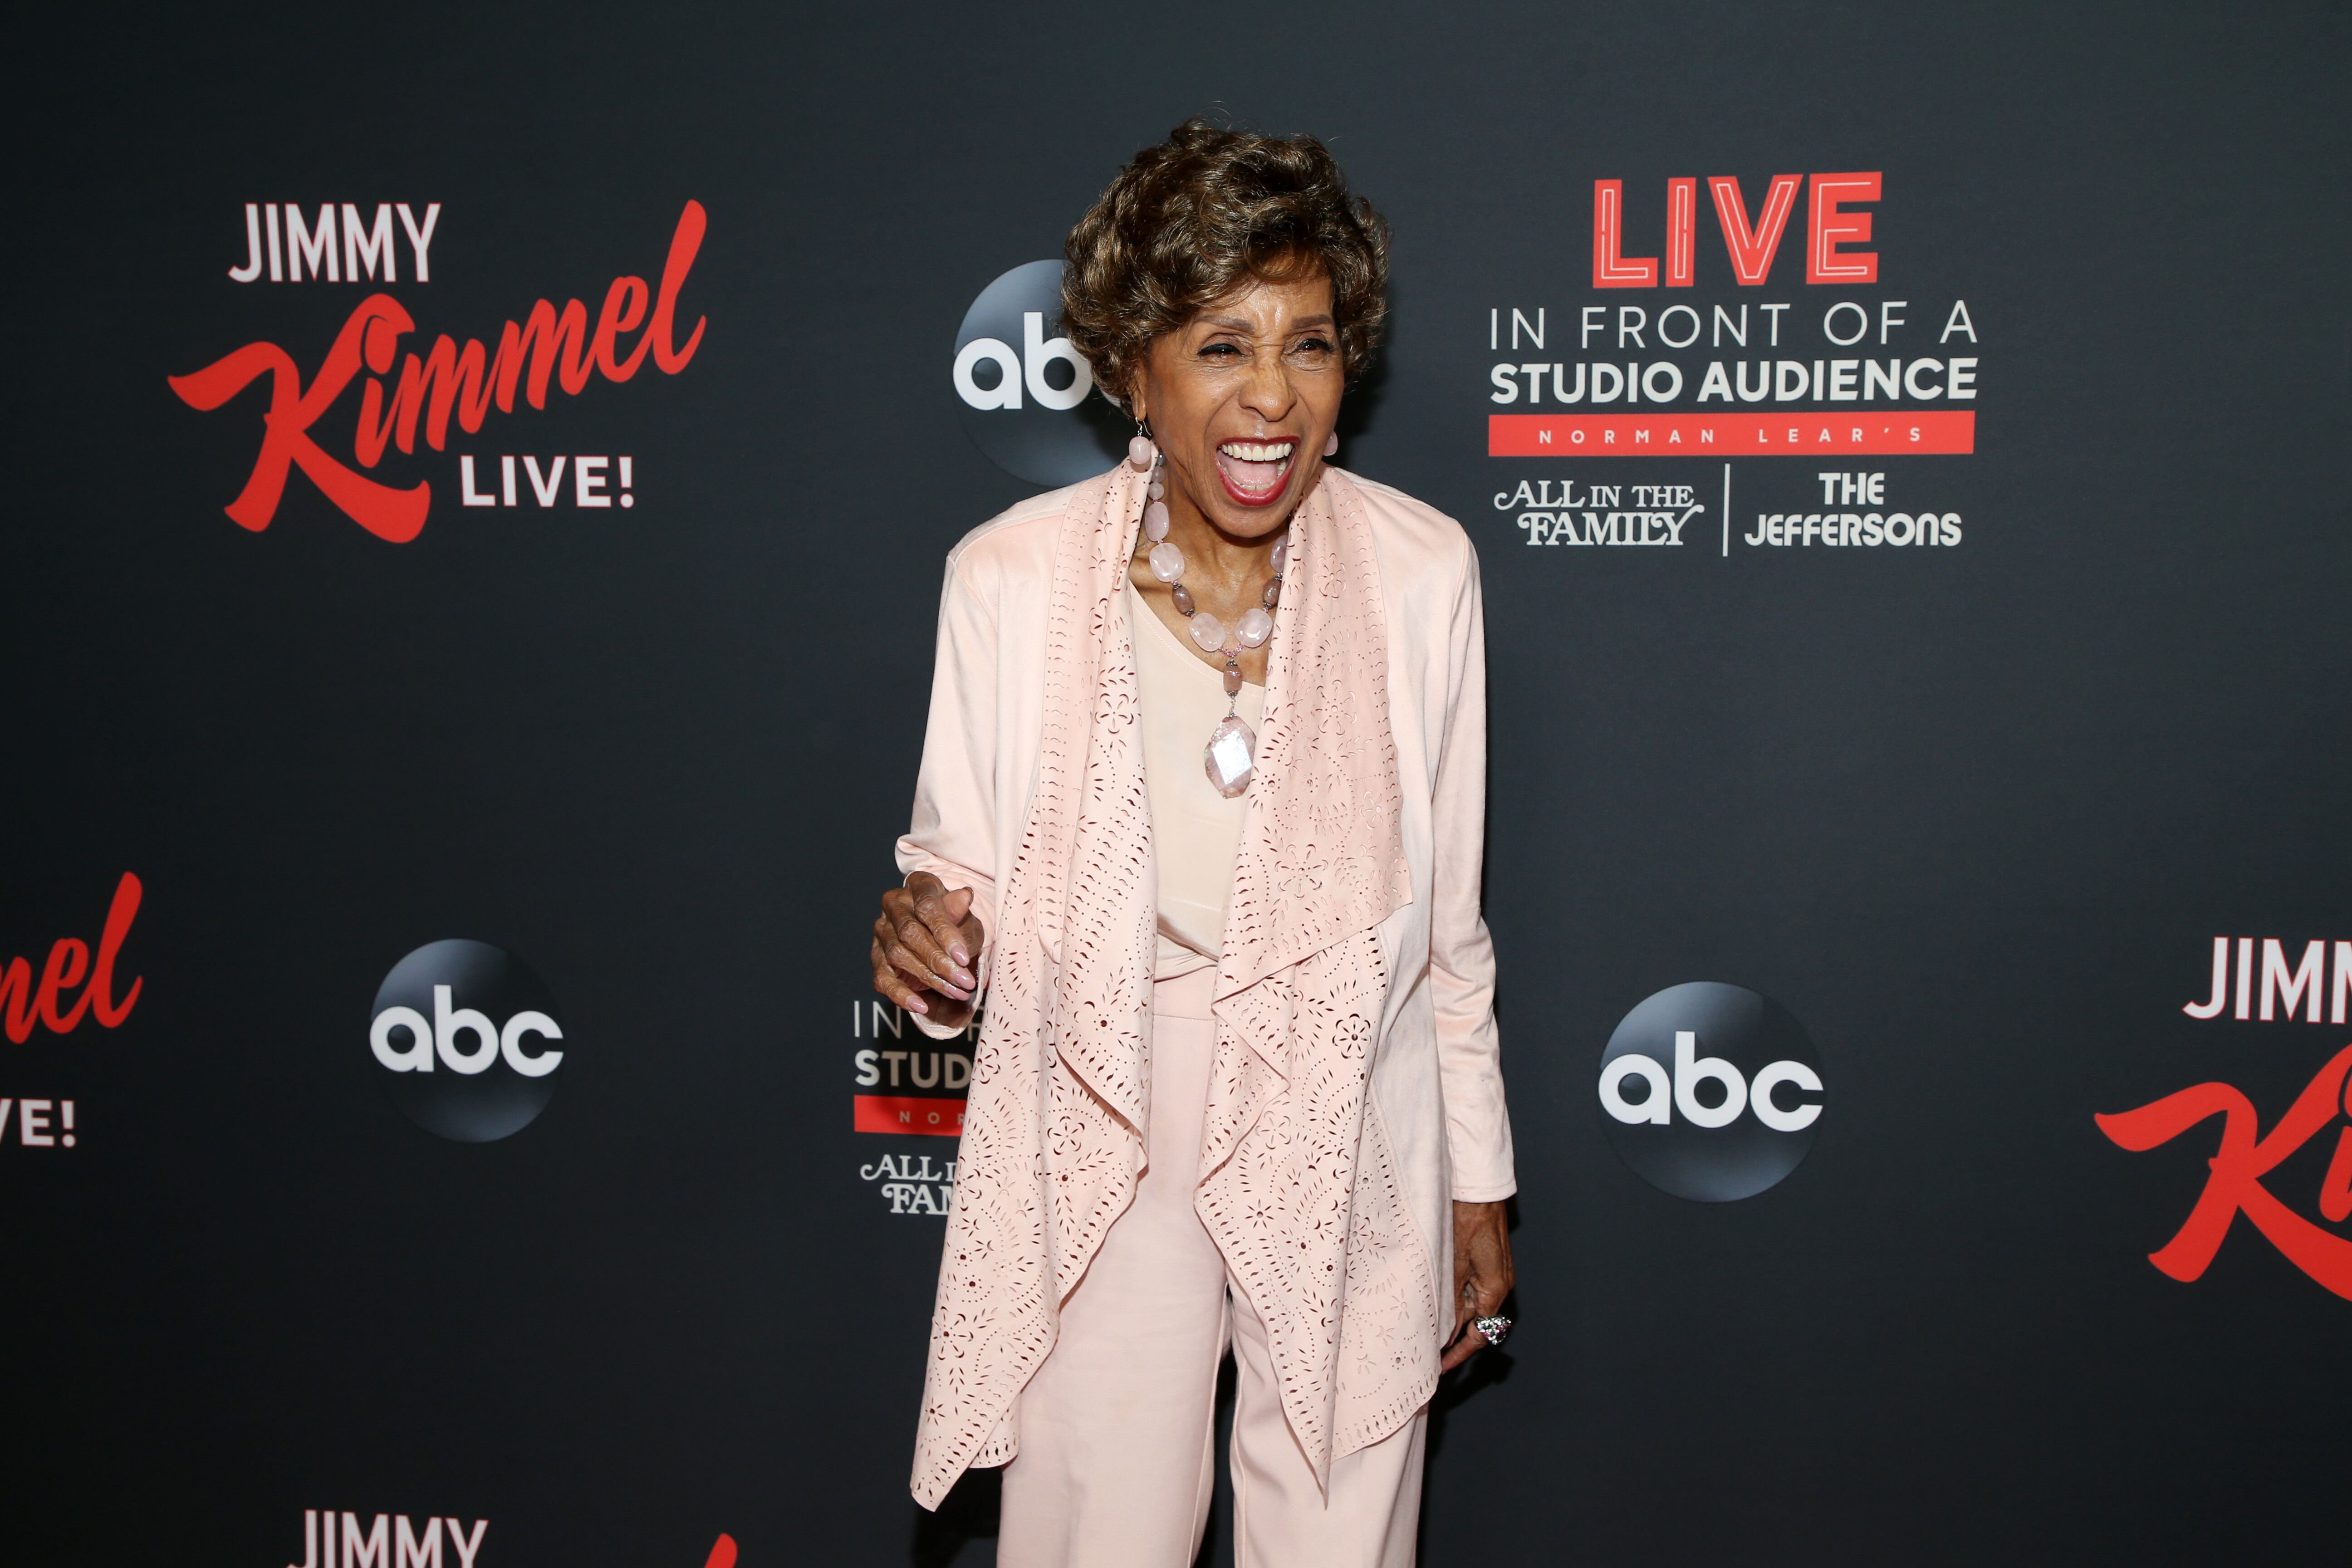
{"left": 871, "top": 120, "right": 1515, "bottom": 1568}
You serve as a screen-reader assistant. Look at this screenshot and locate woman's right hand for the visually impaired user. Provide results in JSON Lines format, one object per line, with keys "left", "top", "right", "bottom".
{"left": 871, "top": 872, "right": 986, "bottom": 1029}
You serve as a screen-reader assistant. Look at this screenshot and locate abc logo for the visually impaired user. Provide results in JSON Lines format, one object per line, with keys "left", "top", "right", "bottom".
{"left": 369, "top": 939, "right": 567, "bottom": 1143}
{"left": 951, "top": 259, "right": 1128, "bottom": 485}
{"left": 1597, "top": 982, "right": 1824, "bottom": 1201}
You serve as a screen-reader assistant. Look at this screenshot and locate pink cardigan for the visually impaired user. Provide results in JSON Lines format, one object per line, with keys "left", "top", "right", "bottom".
{"left": 897, "top": 464, "right": 1514, "bottom": 1506}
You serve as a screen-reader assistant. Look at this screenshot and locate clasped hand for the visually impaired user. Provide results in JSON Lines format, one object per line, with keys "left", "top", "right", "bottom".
{"left": 871, "top": 871, "right": 987, "bottom": 1030}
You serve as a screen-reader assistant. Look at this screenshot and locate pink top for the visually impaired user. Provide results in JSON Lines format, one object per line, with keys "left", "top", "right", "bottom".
{"left": 1127, "top": 578, "right": 1267, "bottom": 980}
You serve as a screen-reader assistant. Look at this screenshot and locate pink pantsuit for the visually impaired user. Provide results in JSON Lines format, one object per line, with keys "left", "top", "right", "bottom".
{"left": 897, "top": 464, "right": 1514, "bottom": 1564}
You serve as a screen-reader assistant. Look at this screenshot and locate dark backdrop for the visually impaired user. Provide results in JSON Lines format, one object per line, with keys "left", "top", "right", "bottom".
{"left": 5, "top": 3, "right": 2347, "bottom": 1563}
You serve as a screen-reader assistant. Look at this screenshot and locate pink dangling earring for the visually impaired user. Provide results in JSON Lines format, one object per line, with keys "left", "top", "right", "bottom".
{"left": 1323, "top": 431, "right": 1338, "bottom": 457}
{"left": 1128, "top": 417, "right": 1156, "bottom": 472}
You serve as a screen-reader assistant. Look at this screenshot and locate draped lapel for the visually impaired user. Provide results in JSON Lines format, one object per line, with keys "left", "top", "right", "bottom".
{"left": 1200, "top": 469, "right": 1429, "bottom": 1485}
{"left": 1218, "top": 468, "right": 1416, "bottom": 998}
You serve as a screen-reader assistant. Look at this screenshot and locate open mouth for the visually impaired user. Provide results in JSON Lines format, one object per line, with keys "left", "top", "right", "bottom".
{"left": 1214, "top": 439, "right": 1297, "bottom": 506}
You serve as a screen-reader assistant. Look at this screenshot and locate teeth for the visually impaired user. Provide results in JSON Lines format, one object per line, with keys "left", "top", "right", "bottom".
{"left": 1219, "top": 441, "right": 1295, "bottom": 463}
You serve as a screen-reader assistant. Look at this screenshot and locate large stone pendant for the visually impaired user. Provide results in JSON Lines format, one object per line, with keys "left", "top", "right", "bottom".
{"left": 1205, "top": 714, "right": 1256, "bottom": 798}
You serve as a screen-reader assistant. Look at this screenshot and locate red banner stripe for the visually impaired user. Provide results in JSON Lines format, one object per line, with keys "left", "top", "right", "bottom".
{"left": 853, "top": 1095, "right": 966, "bottom": 1137}
{"left": 1488, "top": 410, "right": 1974, "bottom": 456}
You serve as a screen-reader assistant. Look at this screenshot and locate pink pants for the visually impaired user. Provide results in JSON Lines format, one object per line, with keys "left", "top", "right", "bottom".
{"left": 997, "top": 969, "right": 1426, "bottom": 1568}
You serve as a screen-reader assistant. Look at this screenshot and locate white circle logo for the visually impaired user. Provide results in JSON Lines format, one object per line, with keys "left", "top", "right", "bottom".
{"left": 369, "top": 939, "right": 567, "bottom": 1142}
{"left": 952, "top": 260, "right": 1129, "bottom": 485}
{"left": 1597, "top": 981, "right": 1825, "bottom": 1201}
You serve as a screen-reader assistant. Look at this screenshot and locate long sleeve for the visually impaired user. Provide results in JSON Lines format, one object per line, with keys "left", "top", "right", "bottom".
{"left": 1429, "top": 539, "right": 1516, "bottom": 1201}
{"left": 895, "top": 550, "right": 1001, "bottom": 1042}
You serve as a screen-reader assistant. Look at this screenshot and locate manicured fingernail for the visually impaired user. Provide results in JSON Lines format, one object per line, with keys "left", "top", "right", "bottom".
{"left": 953, "top": 968, "right": 975, "bottom": 988}
{"left": 906, "top": 997, "right": 928, "bottom": 1014}
{"left": 951, "top": 944, "right": 970, "bottom": 966}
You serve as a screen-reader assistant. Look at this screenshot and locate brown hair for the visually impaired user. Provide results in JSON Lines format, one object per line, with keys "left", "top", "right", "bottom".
{"left": 1062, "top": 119, "right": 1390, "bottom": 406}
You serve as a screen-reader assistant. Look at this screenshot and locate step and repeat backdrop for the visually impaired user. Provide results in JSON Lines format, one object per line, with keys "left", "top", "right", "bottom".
{"left": 5, "top": 3, "right": 2347, "bottom": 1564}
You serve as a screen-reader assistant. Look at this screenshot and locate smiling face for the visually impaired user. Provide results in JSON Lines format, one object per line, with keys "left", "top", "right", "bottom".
{"left": 1128, "top": 267, "right": 1343, "bottom": 544}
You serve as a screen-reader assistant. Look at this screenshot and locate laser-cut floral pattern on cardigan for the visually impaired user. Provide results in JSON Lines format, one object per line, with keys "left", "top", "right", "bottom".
{"left": 911, "top": 464, "right": 1434, "bottom": 1509}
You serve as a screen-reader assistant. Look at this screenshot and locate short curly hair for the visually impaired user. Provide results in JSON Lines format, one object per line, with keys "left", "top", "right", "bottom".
{"left": 1062, "top": 119, "right": 1390, "bottom": 407}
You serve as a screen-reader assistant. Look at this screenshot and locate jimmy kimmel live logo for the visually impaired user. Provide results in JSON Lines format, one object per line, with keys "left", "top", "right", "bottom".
{"left": 2180, "top": 936, "right": 2352, "bottom": 1024}
{"left": 171, "top": 201, "right": 707, "bottom": 542}
{"left": 1, "top": 872, "right": 145, "bottom": 1156}
{"left": 281, "top": 1511, "right": 739, "bottom": 1568}
{"left": 286, "top": 1512, "right": 487, "bottom": 1568}
{"left": 227, "top": 203, "right": 444, "bottom": 285}
{"left": 1, "top": 872, "right": 142, "bottom": 1044}
{"left": 2099, "top": 934, "right": 2352, "bottom": 1301}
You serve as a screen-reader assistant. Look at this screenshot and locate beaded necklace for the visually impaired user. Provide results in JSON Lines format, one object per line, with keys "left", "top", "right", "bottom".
{"left": 1131, "top": 443, "right": 1288, "bottom": 799}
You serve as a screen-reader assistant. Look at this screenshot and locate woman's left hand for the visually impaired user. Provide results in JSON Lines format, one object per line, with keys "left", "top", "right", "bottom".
{"left": 1441, "top": 1199, "right": 1515, "bottom": 1371}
